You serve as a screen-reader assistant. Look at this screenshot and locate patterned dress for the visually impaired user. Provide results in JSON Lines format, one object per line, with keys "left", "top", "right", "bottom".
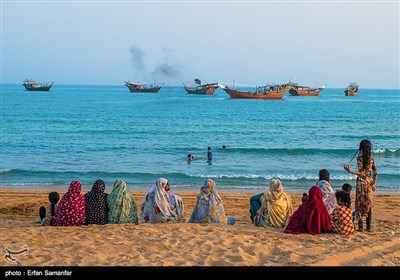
{"left": 330, "top": 205, "right": 355, "bottom": 234}
{"left": 188, "top": 179, "right": 226, "bottom": 224}
{"left": 355, "top": 157, "right": 378, "bottom": 220}
{"left": 254, "top": 178, "right": 293, "bottom": 228}
{"left": 85, "top": 179, "right": 108, "bottom": 225}
{"left": 316, "top": 180, "right": 338, "bottom": 215}
{"left": 53, "top": 181, "right": 86, "bottom": 226}
{"left": 139, "top": 178, "right": 185, "bottom": 223}
{"left": 107, "top": 179, "right": 138, "bottom": 224}
{"left": 41, "top": 204, "right": 58, "bottom": 226}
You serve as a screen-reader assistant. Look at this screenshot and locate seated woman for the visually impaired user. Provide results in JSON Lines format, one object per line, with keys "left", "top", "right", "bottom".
{"left": 249, "top": 194, "right": 263, "bottom": 223}
{"left": 254, "top": 178, "right": 293, "bottom": 228}
{"left": 316, "top": 169, "right": 338, "bottom": 215}
{"left": 188, "top": 179, "right": 235, "bottom": 225}
{"left": 85, "top": 179, "right": 108, "bottom": 225}
{"left": 330, "top": 190, "right": 355, "bottom": 234}
{"left": 284, "top": 185, "right": 331, "bottom": 234}
{"left": 107, "top": 179, "right": 138, "bottom": 224}
{"left": 139, "top": 178, "right": 184, "bottom": 223}
{"left": 53, "top": 181, "right": 86, "bottom": 226}
{"left": 39, "top": 191, "right": 60, "bottom": 226}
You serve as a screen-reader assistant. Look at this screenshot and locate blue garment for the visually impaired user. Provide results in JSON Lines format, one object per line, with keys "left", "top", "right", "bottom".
{"left": 207, "top": 151, "right": 212, "bottom": 161}
{"left": 249, "top": 193, "right": 263, "bottom": 223}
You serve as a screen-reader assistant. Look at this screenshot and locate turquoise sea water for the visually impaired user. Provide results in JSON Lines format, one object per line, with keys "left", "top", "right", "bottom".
{"left": 1, "top": 84, "right": 399, "bottom": 193}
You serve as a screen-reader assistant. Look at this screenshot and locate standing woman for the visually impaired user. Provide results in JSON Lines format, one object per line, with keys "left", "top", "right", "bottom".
{"left": 53, "top": 181, "right": 86, "bottom": 226}
{"left": 107, "top": 179, "right": 139, "bottom": 224}
{"left": 344, "top": 139, "right": 378, "bottom": 232}
{"left": 85, "top": 179, "right": 108, "bottom": 225}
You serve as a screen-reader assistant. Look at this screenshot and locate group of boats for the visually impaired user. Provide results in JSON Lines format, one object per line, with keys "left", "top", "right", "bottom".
{"left": 22, "top": 78, "right": 360, "bottom": 99}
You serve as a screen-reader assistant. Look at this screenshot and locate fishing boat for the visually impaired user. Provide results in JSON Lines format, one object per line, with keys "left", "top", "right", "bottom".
{"left": 218, "top": 82, "right": 290, "bottom": 100}
{"left": 345, "top": 82, "right": 359, "bottom": 96}
{"left": 183, "top": 79, "right": 219, "bottom": 95}
{"left": 125, "top": 81, "right": 164, "bottom": 93}
{"left": 288, "top": 84, "right": 326, "bottom": 96}
{"left": 22, "top": 79, "right": 54, "bottom": 91}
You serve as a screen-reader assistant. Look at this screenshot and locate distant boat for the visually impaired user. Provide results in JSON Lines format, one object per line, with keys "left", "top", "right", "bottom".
{"left": 125, "top": 81, "right": 164, "bottom": 93}
{"left": 22, "top": 79, "right": 54, "bottom": 91}
{"left": 183, "top": 79, "right": 219, "bottom": 95}
{"left": 345, "top": 82, "right": 359, "bottom": 96}
{"left": 218, "top": 82, "right": 291, "bottom": 100}
{"left": 288, "top": 84, "right": 326, "bottom": 96}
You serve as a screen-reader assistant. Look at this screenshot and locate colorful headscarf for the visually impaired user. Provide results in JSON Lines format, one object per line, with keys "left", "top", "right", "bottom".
{"left": 139, "top": 178, "right": 185, "bottom": 223}
{"left": 254, "top": 178, "right": 293, "bottom": 228}
{"left": 188, "top": 179, "right": 227, "bottom": 224}
{"left": 316, "top": 180, "right": 338, "bottom": 215}
{"left": 54, "top": 181, "right": 86, "bottom": 226}
{"left": 284, "top": 186, "right": 331, "bottom": 234}
{"left": 107, "top": 179, "right": 138, "bottom": 224}
{"left": 85, "top": 179, "right": 108, "bottom": 225}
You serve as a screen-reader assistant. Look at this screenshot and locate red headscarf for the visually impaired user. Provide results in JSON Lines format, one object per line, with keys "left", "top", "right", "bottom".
{"left": 54, "top": 181, "right": 86, "bottom": 226}
{"left": 284, "top": 186, "right": 331, "bottom": 234}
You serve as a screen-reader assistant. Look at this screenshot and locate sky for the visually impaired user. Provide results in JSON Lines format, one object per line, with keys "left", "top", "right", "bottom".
{"left": 1, "top": 0, "right": 399, "bottom": 89}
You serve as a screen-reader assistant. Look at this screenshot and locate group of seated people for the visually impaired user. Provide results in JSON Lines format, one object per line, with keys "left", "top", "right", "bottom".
{"left": 39, "top": 169, "right": 355, "bottom": 234}
{"left": 39, "top": 178, "right": 235, "bottom": 227}
{"left": 250, "top": 169, "right": 355, "bottom": 234}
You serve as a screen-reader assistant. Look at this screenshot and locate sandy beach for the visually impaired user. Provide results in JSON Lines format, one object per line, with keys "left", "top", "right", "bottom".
{"left": 0, "top": 189, "right": 399, "bottom": 267}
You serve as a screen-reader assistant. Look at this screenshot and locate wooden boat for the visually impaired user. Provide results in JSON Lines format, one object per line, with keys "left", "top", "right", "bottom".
{"left": 288, "top": 84, "right": 326, "bottom": 96}
{"left": 22, "top": 79, "right": 54, "bottom": 91}
{"left": 183, "top": 79, "right": 219, "bottom": 95}
{"left": 218, "top": 83, "right": 290, "bottom": 100}
{"left": 125, "top": 81, "right": 164, "bottom": 93}
{"left": 345, "top": 82, "right": 359, "bottom": 96}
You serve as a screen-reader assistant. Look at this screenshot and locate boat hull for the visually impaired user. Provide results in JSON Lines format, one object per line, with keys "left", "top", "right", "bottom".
{"left": 125, "top": 85, "right": 161, "bottom": 93}
{"left": 289, "top": 88, "right": 323, "bottom": 96}
{"left": 184, "top": 87, "right": 216, "bottom": 95}
{"left": 222, "top": 86, "right": 288, "bottom": 99}
{"left": 23, "top": 82, "right": 53, "bottom": 92}
{"left": 344, "top": 89, "right": 358, "bottom": 96}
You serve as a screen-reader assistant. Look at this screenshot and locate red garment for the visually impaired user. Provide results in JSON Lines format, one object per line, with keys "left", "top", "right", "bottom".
{"left": 284, "top": 186, "right": 331, "bottom": 234}
{"left": 54, "top": 181, "right": 86, "bottom": 226}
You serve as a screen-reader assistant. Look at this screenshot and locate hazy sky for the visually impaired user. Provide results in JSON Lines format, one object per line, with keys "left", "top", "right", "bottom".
{"left": 2, "top": 1, "right": 399, "bottom": 88}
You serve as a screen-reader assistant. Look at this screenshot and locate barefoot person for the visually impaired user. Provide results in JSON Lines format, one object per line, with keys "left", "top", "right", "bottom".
{"left": 344, "top": 139, "right": 378, "bottom": 232}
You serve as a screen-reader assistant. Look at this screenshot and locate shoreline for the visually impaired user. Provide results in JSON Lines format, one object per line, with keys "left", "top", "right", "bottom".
{"left": 0, "top": 189, "right": 399, "bottom": 266}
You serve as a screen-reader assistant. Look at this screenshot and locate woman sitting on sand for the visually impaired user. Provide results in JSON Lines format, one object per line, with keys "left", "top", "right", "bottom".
{"left": 316, "top": 169, "right": 337, "bottom": 215}
{"left": 39, "top": 191, "right": 60, "bottom": 226}
{"left": 139, "top": 178, "right": 184, "bottom": 223}
{"left": 107, "top": 179, "right": 138, "bottom": 224}
{"left": 85, "top": 179, "right": 108, "bottom": 225}
{"left": 53, "top": 181, "right": 86, "bottom": 226}
{"left": 254, "top": 178, "right": 293, "bottom": 228}
{"left": 284, "top": 185, "right": 331, "bottom": 234}
{"left": 188, "top": 179, "right": 235, "bottom": 225}
{"left": 330, "top": 190, "right": 355, "bottom": 234}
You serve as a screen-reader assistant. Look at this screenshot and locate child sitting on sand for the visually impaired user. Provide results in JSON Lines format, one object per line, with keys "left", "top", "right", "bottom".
{"left": 39, "top": 191, "right": 60, "bottom": 226}
{"left": 330, "top": 190, "right": 355, "bottom": 234}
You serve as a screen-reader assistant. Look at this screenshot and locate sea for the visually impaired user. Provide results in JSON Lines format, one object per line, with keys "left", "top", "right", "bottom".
{"left": 1, "top": 84, "right": 399, "bottom": 193}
